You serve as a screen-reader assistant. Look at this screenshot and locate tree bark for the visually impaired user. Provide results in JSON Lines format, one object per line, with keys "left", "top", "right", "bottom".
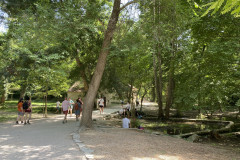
{"left": 0, "top": 92, "right": 5, "bottom": 104}
{"left": 80, "top": 0, "right": 121, "bottom": 128}
{"left": 154, "top": 0, "right": 164, "bottom": 119}
{"left": 75, "top": 56, "right": 89, "bottom": 92}
{"left": 165, "top": 70, "right": 174, "bottom": 119}
{"left": 165, "top": 41, "right": 176, "bottom": 119}
{"left": 153, "top": 52, "right": 164, "bottom": 119}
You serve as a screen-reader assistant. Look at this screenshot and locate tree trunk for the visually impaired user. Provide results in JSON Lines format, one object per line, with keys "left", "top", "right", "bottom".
{"left": 165, "top": 71, "right": 174, "bottom": 119}
{"left": 140, "top": 87, "right": 147, "bottom": 112}
{"left": 165, "top": 41, "right": 175, "bottom": 119}
{"left": 153, "top": 52, "right": 164, "bottom": 119}
{"left": 1, "top": 92, "right": 5, "bottom": 104}
{"left": 151, "top": 78, "right": 156, "bottom": 102}
{"left": 75, "top": 56, "right": 89, "bottom": 93}
{"left": 19, "top": 85, "right": 27, "bottom": 99}
{"left": 128, "top": 82, "right": 133, "bottom": 103}
{"left": 153, "top": 0, "right": 164, "bottom": 119}
{"left": 44, "top": 94, "right": 48, "bottom": 118}
{"left": 80, "top": 0, "right": 121, "bottom": 128}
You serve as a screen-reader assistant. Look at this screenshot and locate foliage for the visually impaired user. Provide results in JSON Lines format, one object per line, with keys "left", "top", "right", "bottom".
{"left": 202, "top": 0, "right": 240, "bottom": 17}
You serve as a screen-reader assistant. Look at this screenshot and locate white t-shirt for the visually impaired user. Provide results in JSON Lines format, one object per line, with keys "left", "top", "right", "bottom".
{"left": 62, "top": 100, "right": 70, "bottom": 111}
{"left": 99, "top": 98, "right": 104, "bottom": 106}
{"left": 126, "top": 103, "right": 131, "bottom": 110}
{"left": 119, "top": 108, "right": 124, "bottom": 114}
{"left": 122, "top": 118, "right": 130, "bottom": 128}
{"left": 56, "top": 101, "right": 60, "bottom": 107}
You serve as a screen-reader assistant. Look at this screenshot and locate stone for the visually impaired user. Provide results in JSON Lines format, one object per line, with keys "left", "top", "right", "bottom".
{"left": 187, "top": 134, "right": 200, "bottom": 142}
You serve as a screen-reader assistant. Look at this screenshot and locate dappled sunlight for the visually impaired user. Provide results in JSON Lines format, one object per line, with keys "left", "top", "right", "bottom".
{"left": 0, "top": 144, "right": 80, "bottom": 159}
{"left": 0, "top": 135, "right": 12, "bottom": 143}
{"left": 158, "top": 155, "right": 180, "bottom": 160}
{"left": 132, "top": 157, "right": 158, "bottom": 160}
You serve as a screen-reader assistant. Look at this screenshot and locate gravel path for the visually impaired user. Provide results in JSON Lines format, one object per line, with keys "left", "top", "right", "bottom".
{"left": 79, "top": 105, "right": 240, "bottom": 160}
{"left": 0, "top": 115, "right": 85, "bottom": 160}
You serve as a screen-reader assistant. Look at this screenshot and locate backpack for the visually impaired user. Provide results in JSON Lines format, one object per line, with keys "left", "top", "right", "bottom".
{"left": 23, "top": 101, "right": 29, "bottom": 110}
{"left": 74, "top": 103, "right": 78, "bottom": 110}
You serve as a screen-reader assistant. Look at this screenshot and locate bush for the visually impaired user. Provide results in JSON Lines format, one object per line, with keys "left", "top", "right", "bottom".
{"left": 131, "top": 118, "right": 141, "bottom": 128}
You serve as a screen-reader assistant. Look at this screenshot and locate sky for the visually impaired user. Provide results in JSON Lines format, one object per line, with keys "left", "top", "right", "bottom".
{"left": 0, "top": 0, "right": 138, "bottom": 33}
{"left": 0, "top": 10, "right": 7, "bottom": 33}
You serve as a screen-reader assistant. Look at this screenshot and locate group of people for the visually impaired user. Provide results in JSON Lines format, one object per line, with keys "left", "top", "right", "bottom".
{"left": 16, "top": 98, "right": 32, "bottom": 125}
{"left": 119, "top": 101, "right": 131, "bottom": 116}
{"left": 120, "top": 101, "right": 143, "bottom": 128}
{"left": 61, "top": 97, "right": 83, "bottom": 124}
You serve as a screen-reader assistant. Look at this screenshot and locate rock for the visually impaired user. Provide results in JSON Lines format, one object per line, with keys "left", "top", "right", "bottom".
{"left": 187, "top": 134, "right": 200, "bottom": 142}
{"left": 104, "top": 115, "right": 111, "bottom": 120}
{"left": 152, "top": 132, "right": 161, "bottom": 135}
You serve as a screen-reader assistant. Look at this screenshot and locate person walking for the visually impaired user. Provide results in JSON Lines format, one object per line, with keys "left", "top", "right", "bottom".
{"left": 62, "top": 98, "right": 70, "bottom": 124}
{"left": 55, "top": 100, "right": 60, "bottom": 114}
{"left": 68, "top": 98, "right": 74, "bottom": 117}
{"left": 98, "top": 97, "right": 104, "bottom": 114}
{"left": 75, "top": 98, "right": 83, "bottom": 121}
{"left": 16, "top": 98, "right": 24, "bottom": 124}
{"left": 24, "top": 99, "right": 32, "bottom": 124}
{"left": 23, "top": 98, "right": 31, "bottom": 125}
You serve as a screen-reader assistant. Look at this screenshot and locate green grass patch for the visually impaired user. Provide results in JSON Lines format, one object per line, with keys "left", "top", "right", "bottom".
{"left": 0, "top": 114, "right": 16, "bottom": 122}
{"left": 0, "top": 100, "right": 59, "bottom": 122}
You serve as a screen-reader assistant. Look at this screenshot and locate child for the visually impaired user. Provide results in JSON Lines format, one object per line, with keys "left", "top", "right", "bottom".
{"left": 16, "top": 98, "right": 24, "bottom": 124}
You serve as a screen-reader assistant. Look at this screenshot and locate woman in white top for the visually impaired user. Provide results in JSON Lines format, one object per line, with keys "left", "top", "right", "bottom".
{"left": 98, "top": 97, "right": 104, "bottom": 114}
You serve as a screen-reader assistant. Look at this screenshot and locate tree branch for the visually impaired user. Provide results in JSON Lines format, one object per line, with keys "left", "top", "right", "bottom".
{"left": 120, "top": 0, "right": 138, "bottom": 11}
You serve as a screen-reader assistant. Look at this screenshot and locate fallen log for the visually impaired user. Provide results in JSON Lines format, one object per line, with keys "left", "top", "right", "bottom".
{"left": 171, "top": 118, "right": 234, "bottom": 139}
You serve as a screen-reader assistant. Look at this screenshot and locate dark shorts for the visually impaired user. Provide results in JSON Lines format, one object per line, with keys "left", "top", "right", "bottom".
{"left": 63, "top": 111, "right": 68, "bottom": 115}
{"left": 99, "top": 105, "right": 104, "bottom": 108}
{"left": 25, "top": 109, "right": 32, "bottom": 113}
{"left": 75, "top": 110, "right": 80, "bottom": 115}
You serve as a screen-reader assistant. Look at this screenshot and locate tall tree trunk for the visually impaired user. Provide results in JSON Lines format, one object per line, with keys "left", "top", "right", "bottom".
{"left": 1, "top": 92, "right": 5, "bottom": 104}
{"left": 140, "top": 87, "right": 147, "bottom": 112}
{"left": 151, "top": 78, "right": 156, "bottom": 102}
{"left": 165, "top": 61, "right": 174, "bottom": 119}
{"left": 19, "top": 84, "right": 27, "bottom": 99}
{"left": 44, "top": 81, "right": 48, "bottom": 118}
{"left": 128, "top": 81, "right": 133, "bottom": 103}
{"left": 80, "top": 0, "right": 121, "bottom": 128}
{"left": 75, "top": 56, "right": 89, "bottom": 92}
{"left": 153, "top": 52, "right": 164, "bottom": 119}
{"left": 154, "top": 0, "right": 164, "bottom": 119}
{"left": 197, "top": 44, "right": 206, "bottom": 113}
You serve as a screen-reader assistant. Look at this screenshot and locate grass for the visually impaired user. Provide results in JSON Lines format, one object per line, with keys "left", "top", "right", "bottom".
{"left": 0, "top": 100, "right": 59, "bottom": 122}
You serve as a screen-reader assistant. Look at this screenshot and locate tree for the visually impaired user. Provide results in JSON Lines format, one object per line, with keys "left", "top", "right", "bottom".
{"left": 80, "top": 0, "right": 138, "bottom": 128}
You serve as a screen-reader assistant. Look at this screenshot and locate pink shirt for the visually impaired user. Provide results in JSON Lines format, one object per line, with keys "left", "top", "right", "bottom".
{"left": 62, "top": 100, "right": 70, "bottom": 111}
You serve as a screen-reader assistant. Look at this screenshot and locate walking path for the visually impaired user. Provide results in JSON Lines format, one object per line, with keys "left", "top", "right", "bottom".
{"left": 0, "top": 115, "right": 85, "bottom": 160}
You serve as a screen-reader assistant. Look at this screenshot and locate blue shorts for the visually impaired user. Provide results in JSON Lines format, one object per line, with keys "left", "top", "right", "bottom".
{"left": 18, "top": 111, "right": 24, "bottom": 116}
{"left": 75, "top": 110, "right": 80, "bottom": 115}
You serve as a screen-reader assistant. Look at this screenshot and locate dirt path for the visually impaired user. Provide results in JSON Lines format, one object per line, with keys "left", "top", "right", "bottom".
{"left": 0, "top": 115, "right": 85, "bottom": 160}
{"left": 79, "top": 104, "right": 240, "bottom": 160}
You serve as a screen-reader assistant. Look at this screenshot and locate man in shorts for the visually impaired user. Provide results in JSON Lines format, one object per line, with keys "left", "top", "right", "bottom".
{"left": 68, "top": 98, "right": 74, "bottom": 117}
{"left": 62, "top": 98, "right": 70, "bottom": 124}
